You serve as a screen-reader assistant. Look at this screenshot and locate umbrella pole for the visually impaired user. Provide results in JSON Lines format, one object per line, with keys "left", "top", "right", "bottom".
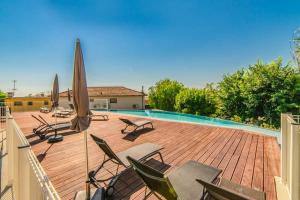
{"left": 48, "top": 107, "right": 63, "bottom": 143}
{"left": 84, "top": 130, "right": 90, "bottom": 200}
{"left": 55, "top": 107, "right": 57, "bottom": 137}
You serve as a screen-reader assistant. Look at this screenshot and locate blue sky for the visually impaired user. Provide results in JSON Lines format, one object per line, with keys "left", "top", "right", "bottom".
{"left": 0, "top": 0, "right": 300, "bottom": 96}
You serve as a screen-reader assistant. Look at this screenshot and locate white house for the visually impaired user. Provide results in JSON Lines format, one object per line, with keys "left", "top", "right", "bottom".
{"left": 59, "top": 86, "right": 145, "bottom": 110}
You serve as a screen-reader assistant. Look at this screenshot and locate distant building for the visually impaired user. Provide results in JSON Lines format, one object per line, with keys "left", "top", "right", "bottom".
{"left": 5, "top": 97, "right": 51, "bottom": 112}
{"left": 7, "top": 92, "right": 14, "bottom": 98}
{"left": 59, "top": 86, "right": 145, "bottom": 110}
{"left": 4, "top": 86, "right": 145, "bottom": 112}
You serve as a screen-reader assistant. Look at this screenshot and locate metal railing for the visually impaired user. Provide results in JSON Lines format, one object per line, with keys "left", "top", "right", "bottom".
{"left": 3, "top": 106, "right": 60, "bottom": 200}
{"left": 0, "top": 106, "right": 6, "bottom": 131}
{"left": 276, "top": 113, "right": 300, "bottom": 200}
{"left": 292, "top": 114, "right": 300, "bottom": 124}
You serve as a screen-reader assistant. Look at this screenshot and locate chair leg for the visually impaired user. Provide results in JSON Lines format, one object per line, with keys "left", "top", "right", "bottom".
{"left": 108, "top": 173, "right": 121, "bottom": 188}
{"left": 152, "top": 192, "right": 164, "bottom": 200}
{"left": 133, "top": 126, "right": 138, "bottom": 133}
{"left": 144, "top": 188, "right": 161, "bottom": 200}
{"left": 157, "top": 152, "right": 164, "bottom": 164}
{"left": 121, "top": 125, "right": 129, "bottom": 133}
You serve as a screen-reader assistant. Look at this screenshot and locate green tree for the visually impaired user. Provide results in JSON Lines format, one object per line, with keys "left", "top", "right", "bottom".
{"left": 218, "top": 58, "right": 300, "bottom": 128}
{"left": 148, "top": 79, "right": 184, "bottom": 111}
{"left": 218, "top": 69, "right": 247, "bottom": 119}
{"left": 243, "top": 59, "right": 300, "bottom": 127}
{"left": 0, "top": 90, "right": 6, "bottom": 106}
{"left": 175, "top": 85, "right": 217, "bottom": 116}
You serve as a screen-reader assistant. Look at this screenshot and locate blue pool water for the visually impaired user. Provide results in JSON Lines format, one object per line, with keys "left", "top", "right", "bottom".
{"left": 108, "top": 109, "right": 280, "bottom": 139}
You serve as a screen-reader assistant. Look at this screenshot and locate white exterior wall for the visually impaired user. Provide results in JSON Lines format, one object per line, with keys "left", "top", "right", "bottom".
{"left": 58, "top": 98, "right": 73, "bottom": 109}
{"left": 59, "top": 96, "right": 144, "bottom": 110}
{"left": 108, "top": 96, "right": 144, "bottom": 109}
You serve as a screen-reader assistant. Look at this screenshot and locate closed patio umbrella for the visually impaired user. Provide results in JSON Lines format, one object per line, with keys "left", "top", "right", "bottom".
{"left": 71, "top": 39, "right": 92, "bottom": 200}
{"left": 67, "top": 88, "right": 71, "bottom": 102}
{"left": 52, "top": 74, "right": 59, "bottom": 108}
{"left": 48, "top": 74, "right": 64, "bottom": 143}
{"left": 50, "top": 90, "right": 53, "bottom": 107}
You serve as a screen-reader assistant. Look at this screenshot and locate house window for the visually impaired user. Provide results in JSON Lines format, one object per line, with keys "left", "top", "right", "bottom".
{"left": 90, "top": 98, "right": 94, "bottom": 102}
{"left": 27, "top": 101, "right": 33, "bottom": 106}
{"left": 14, "top": 101, "right": 23, "bottom": 106}
{"left": 44, "top": 101, "right": 49, "bottom": 105}
{"left": 110, "top": 98, "right": 117, "bottom": 103}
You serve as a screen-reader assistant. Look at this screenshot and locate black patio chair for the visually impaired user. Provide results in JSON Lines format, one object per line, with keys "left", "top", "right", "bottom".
{"left": 127, "top": 156, "right": 222, "bottom": 200}
{"left": 88, "top": 134, "right": 164, "bottom": 196}
{"left": 197, "top": 178, "right": 266, "bottom": 200}
{"left": 119, "top": 118, "right": 153, "bottom": 133}
{"left": 32, "top": 115, "right": 72, "bottom": 139}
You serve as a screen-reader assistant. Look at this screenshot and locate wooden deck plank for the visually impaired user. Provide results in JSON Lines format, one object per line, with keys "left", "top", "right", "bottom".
{"left": 210, "top": 130, "right": 239, "bottom": 168}
{"left": 264, "top": 137, "right": 280, "bottom": 200}
{"left": 252, "top": 136, "right": 264, "bottom": 191}
{"left": 231, "top": 134, "right": 252, "bottom": 184}
{"left": 241, "top": 135, "right": 258, "bottom": 187}
{"left": 217, "top": 132, "right": 243, "bottom": 173}
{"left": 198, "top": 129, "right": 233, "bottom": 163}
{"left": 203, "top": 129, "right": 235, "bottom": 165}
{"left": 222, "top": 132, "right": 248, "bottom": 180}
{"left": 12, "top": 111, "right": 280, "bottom": 200}
{"left": 264, "top": 136, "right": 273, "bottom": 200}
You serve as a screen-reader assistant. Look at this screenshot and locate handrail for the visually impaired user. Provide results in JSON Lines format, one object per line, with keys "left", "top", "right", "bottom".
{"left": 4, "top": 106, "right": 60, "bottom": 200}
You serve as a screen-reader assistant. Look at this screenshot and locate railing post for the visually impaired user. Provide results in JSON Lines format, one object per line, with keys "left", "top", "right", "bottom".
{"left": 7, "top": 116, "right": 14, "bottom": 185}
{"left": 5, "top": 106, "right": 9, "bottom": 131}
{"left": 290, "top": 124, "right": 300, "bottom": 200}
{"left": 18, "top": 147, "right": 31, "bottom": 200}
{"left": 280, "top": 113, "right": 288, "bottom": 184}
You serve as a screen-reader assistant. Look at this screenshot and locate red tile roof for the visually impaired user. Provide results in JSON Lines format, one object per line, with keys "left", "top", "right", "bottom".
{"left": 59, "top": 86, "right": 144, "bottom": 97}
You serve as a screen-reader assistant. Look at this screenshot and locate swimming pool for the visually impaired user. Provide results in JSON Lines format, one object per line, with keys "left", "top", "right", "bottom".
{"left": 108, "top": 109, "right": 280, "bottom": 139}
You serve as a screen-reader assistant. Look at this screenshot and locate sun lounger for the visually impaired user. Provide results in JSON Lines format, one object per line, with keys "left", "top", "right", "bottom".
{"left": 119, "top": 118, "right": 153, "bottom": 133}
{"left": 91, "top": 113, "right": 109, "bottom": 121}
{"left": 52, "top": 106, "right": 75, "bottom": 117}
{"left": 197, "top": 178, "right": 266, "bottom": 200}
{"left": 32, "top": 114, "right": 68, "bottom": 133}
{"left": 40, "top": 106, "right": 51, "bottom": 113}
{"left": 88, "top": 134, "right": 164, "bottom": 196}
{"left": 52, "top": 110, "right": 72, "bottom": 118}
{"left": 32, "top": 115, "right": 72, "bottom": 139}
{"left": 127, "top": 156, "right": 222, "bottom": 200}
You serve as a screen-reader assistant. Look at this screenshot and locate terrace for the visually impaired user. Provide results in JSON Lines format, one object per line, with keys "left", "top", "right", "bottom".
{"left": 1, "top": 109, "right": 281, "bottom": 200}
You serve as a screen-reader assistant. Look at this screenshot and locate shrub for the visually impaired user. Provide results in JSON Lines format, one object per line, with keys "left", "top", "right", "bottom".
{"left": 218, "top": 58, "right": 300, "bottom": 128}
{"left": 175, "top": 86, "right": 217, "bottom": 116}
{"left": 148, "top": 79, "right": 184, "bottom": 111}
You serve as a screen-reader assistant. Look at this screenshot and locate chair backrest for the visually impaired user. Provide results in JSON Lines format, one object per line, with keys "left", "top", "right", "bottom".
{"left": 196, "top": 179, "right": 251, "bottom": 200}
{"left": 90, "top": 134, "right": 124, "bottom": 165}
{"left": 127, "top": 156, "right": 178, "bottom": 200}
{"left": 38, "top": 115, "right": 50, "bottom": 126}
{"left": 119, "top": 118, "right": 135, "bottom": 126}
{"left": 31, "top": 115, "right": 46, "bottom": 125}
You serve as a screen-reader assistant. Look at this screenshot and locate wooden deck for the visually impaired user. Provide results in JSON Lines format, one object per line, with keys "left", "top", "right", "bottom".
{"left": 13, "top": 111, "right": 280, "bottom": 200}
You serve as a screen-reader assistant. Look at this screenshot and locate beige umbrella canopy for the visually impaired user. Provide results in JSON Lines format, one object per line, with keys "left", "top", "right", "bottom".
{"left": 71, "top": 39, "right": 92, "bottom": 199}
{"left": 52, "top": 74, "right": 59, "bottom": 108}
{"left": 70, "top": 39, "right": 91, "bottom": 132}
{"left": 67, "top": 88, "right": 71, "bottom": 102}
{"left": 48, "top": 74, "right": 64, "bottom": 143}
